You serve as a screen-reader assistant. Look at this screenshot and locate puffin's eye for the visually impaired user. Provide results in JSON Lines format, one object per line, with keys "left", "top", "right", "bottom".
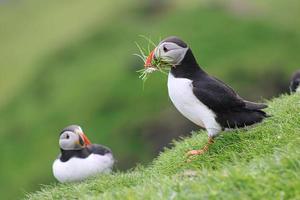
{"left": 66, "top": 134, "right": 70, "bottom": 139}
{"left": 163, "top": 46, "right": 169, "bottom": 52}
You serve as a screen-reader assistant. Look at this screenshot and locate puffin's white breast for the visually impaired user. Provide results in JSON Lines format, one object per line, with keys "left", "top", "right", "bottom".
{"left": 52, "top": 153, "right": 114, "bottom": 183}
{"left": 167, "top": 73, "right": 221, "bottom": 137}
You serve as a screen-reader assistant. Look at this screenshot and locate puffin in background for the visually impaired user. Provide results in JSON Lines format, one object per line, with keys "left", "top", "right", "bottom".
{"left": 290, "top": 70, "right": 300, "bottom": 93}
{"left": 53, "top": 125, "right": 114, "bottom": 183}
{"left": 144, "top": 36, "right": 268, "bottom": 156}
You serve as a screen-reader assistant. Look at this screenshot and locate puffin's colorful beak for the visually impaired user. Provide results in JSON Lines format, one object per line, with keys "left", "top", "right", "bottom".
{"left": 144, "top": 49, "right": 155, "bottom": 67}
{"left": 80, "top": 132, "right": 91, "bottom": 145}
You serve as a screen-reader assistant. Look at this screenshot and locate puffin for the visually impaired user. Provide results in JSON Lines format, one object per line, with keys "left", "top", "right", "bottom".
{"left": 52, "top": 125, "right": 114, "bottom": 183}
{"left": 290, "top": 70, "right": 300, "bottom": 93}
{"left": 144, "top": 36, "right": 268, "bottom": 156}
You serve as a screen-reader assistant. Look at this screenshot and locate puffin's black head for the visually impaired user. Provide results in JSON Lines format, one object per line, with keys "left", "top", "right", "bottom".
{"left": 160, "top": 36, "right": 188, "bottom": 48}
{"left": 290, "top": 70, "right": 300, "bottom": 93}
{"left": 59, "top": 125, "right": 91, "bottom": 150}
{"left": 145, "top": 36, "right": 197, "bottom": 67}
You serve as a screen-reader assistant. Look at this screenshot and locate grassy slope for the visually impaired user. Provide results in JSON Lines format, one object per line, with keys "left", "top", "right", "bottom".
{"left": 27, "top": 94, "right": 300, "bottom": 199}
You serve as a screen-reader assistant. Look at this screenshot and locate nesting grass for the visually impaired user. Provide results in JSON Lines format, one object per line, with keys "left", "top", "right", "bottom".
{"left": 134, "top": 36, "right": 172, "bottom": 83}
{"left": 26, "top": 94, "right": 300, "bottom": 200}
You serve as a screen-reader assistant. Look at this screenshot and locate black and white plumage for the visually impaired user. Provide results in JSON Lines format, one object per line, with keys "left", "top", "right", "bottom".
{"left": 290, "top": 70, "right": 300, "bottom": 93}
{"left": 52, "top": 125, "right": 114, "bottom": 183}
{"left": 145, "top": 36, "right": 268, "bottom": 155}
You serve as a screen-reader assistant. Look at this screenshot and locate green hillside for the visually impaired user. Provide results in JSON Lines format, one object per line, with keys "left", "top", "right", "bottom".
{"left": 26, "top": 94, "right": 300, "bottom": 199}
{"left": 0, "top": 0, "right": 300, "bottom": 199}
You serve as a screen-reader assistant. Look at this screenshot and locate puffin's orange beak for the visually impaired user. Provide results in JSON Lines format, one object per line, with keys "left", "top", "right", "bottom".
{"left": 144, "top": 49, "right": 155, "bottom": 67}
{"left": 80, "top": 132, "right": 91, "bottom": 145}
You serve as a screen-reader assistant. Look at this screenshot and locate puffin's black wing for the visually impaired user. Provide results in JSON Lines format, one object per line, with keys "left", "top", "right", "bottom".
{"left": 192, "top": 76, "right": 246, "bottom": 112}
{"left": 192, "top": 76, "right": 267, "bottom": 128}
{"left": 87, "top": 144, "right": 112, "bottom": 156}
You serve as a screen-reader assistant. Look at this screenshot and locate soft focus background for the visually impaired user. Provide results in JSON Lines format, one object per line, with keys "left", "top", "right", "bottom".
{"left": 0, "top": 0, "right": 299, "bottom": 199}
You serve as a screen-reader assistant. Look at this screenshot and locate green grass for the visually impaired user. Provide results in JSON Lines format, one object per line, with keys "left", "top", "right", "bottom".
{"left": 26, "top": 94, "right": 300, "bottom": 199}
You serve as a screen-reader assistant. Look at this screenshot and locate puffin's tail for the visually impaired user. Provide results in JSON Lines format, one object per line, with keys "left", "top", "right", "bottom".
{"left": 220, "top": 102, "right": 269, "bottom": 128}
{"left": 244, "top": 101, "right": 268, "bottom": 110}
{"left": 244, "top": 101, "right": 271, "bottom": 118}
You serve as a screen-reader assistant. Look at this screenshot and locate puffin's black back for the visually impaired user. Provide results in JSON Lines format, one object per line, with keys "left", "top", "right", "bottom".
{"left": 59, "top": 148, "right": 90, "bottom": 162}
{"left": 290, "top": 70, "right": 300, "bottom": 92}
{"left": 59, "top": 144, "right": 112, "bottom": 162}
{"left": 87, "top": 144, "right": 112, "bottom": 155}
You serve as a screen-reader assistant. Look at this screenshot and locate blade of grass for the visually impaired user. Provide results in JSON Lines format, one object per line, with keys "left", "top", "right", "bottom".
{"left": 139, "top": 35, "right": 157, "bottom": 48}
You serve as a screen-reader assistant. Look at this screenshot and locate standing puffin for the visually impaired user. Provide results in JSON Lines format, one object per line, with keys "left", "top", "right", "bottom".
{"left": 144, "top": 36, "right": 268, "bottom": 156}
{"left": 290, "top": 70, "right": 300, "bottom": 93}
{"left": 52, "top": 125, "right": 114, "bottom": 183}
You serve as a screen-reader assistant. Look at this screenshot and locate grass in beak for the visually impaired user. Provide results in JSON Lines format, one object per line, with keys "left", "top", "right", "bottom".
{"left": 134, "top": 36, "right": 172, "bottom": 85}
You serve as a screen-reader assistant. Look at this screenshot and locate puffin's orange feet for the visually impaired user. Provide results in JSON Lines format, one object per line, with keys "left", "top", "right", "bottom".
{"left": 186, "top": 137, "right": 214, "bottom": 162}
{"left": 186, "top": 149, "right": 205, "bottom": 156}
{"left": 186, "top": 149, "right": 206, "bottom": 162}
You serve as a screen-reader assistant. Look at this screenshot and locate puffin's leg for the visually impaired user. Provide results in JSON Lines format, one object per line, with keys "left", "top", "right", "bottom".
{"left": 186, "top": 126, "right": 220, "bottom": 158}
{"left": 186, "top": 137, "right": 214, "bottom": 156}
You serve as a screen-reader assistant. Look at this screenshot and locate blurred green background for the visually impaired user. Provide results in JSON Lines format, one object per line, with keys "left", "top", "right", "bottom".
{"left": 0, "top": 0, "right": 299, "bottom": 199}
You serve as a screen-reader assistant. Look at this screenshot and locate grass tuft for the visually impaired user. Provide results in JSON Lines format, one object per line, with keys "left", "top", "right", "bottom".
{"left": 134, "top": 36, "right": 171, "bottom": 84}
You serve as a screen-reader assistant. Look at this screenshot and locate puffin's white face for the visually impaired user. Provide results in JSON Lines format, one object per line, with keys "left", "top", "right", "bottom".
{"left": 59, "top": 125, "right": 92, "bottom": 151}
{"left": 154, "top": 42, "right": 188, "bottom": 65}
{"left": 59, "top": 131, "right": 83, "bottom": 150}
